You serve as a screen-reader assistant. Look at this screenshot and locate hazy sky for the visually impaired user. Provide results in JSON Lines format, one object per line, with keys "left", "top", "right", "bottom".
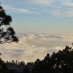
{"left": 1, "top": 0, "right": 73, "bottom": 33}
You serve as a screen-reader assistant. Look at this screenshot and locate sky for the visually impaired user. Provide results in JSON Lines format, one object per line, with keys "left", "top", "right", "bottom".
{"left": 0, "top": 0, "right": 73, "bottom": 33}
{"left": 0, "top": 0, "right": 73, "bottom": 63}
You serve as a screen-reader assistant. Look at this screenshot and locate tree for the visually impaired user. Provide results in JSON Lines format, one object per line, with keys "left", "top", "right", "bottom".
{"left": 27, "top": 62, "right": 34, "bottom": 66}
{"left": 0, "top": 4, "right": 18, "bottom": 43}
{"left": 0, "top": 58, "right": 10, "bottom": 73}
{"left": 0, "top": 4, "right": 18, "bottom": 73}
{"left": 32, "top": 46, "right": 73, "bottom": 73}
{"left": 19, "top": 61, "right": 25, "bottom": 65}
{"left": 32, "top": 59, "right": 42, "bottom": 73}
{"left": 23, "top": 66, "right": 30, "bottom": 73}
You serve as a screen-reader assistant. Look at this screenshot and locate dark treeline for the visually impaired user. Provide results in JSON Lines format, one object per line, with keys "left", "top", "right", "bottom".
{"left": 32, "top": 46, "right": 73, "bottom": 73}
{"left": 0, "top": 46, "right": 73, "bottom": 73}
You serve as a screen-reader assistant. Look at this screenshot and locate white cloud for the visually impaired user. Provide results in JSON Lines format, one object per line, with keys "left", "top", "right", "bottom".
{"left": 0, "top": 33, "right": 73, "bottom": 63}
{"left": 2, "top": 4, "right": 40, "bottom": 14}
{"left": 1, "top": 0, "right": 73, "bottom": 16}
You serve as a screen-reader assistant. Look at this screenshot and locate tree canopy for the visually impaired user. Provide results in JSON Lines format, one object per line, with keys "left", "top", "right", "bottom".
{"left": 32, "top": 46, "right": 73, "bottom": 73}
{"left": 0, "top": 4, "right": 18, "bottom": 43}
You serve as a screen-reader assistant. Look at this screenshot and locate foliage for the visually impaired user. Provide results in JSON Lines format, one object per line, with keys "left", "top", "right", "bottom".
{"left": 27, "top": 62, "right": 34, "bottom": 66}
{"left": 1, "top": 46, "right": 73, "bottom": 73}
{"left": 0, "top": 58, "right": 10, "bottom": 73}
{"left": 23, "top": 66, "right": 30, "bottom": 73}
{"left": 32, "top": 46, "right": 73, "bottom": 73}
{"left": 0, "top": 5, "right": 18, "bottom": 43}
{"left": 0, "top": 4, "right": 18, "bottom": 73}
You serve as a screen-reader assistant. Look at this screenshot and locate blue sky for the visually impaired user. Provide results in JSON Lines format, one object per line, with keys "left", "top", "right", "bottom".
{"left": 1, "top": 0, "right": 73, "bottom": 33}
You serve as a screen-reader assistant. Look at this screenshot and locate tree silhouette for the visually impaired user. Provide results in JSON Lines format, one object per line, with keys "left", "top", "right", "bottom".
{"left": 32, "top": 59, "right": 42, "bottom": 73}
{"left": 0, "top": 4, "right": 18, "bottom": 72}
{"left": 0, "top": 58, "right": 10, "bottom": 73}
{"left": 23, "top": 66, "right": 30, "bottom": 73}
{"left": 32, "top": 46, "right": 73, "bottom": 73}
{"left": 0, "top": 4, "right": 18, "bottom": 43}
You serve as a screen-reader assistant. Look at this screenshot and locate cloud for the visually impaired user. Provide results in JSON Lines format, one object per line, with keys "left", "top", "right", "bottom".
{"left": 1, "top": 0, "right": 73, "bottom": 16}
{"left": 40, "top": 0, "right": 73, "bottom": 16}
{"left": 0, "top": 33, "right": 73, "bottom": 63}
{"left": 2, "top": 4, "right": 40, "bottom": 14}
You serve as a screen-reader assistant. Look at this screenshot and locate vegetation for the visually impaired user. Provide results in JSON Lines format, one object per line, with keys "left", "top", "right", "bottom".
{"left": 0, "top": 4, "right": 18, "bottom": 43}
{"left": 0, "top": 46, "right": 73, "bottom": 73}
{"left": 23, "top": 66, "right": 30, "bottom": 73}
{"left": 0, "top": 4, "right": 19, "bottom": 73}
{"left": 32, "top": 46, "right": 73, "bottom": 73}
{"left": 0, "top": 58, "right": 10, "bottom": 73}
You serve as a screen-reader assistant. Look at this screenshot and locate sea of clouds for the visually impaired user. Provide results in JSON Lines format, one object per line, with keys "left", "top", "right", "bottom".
{"left": 0, "top": 33, "right": 73, "bottom": 63}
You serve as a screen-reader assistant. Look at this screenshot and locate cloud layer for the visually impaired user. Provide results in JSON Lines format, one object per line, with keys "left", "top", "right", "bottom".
{"left": 0, "top": 33, "right": 73, "bottom": 63}
{"left": 1, "top": 0, "right": 73, "bottom": 16}
{"left": 3, "top": 5, "right": 40, "bottom": 14}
